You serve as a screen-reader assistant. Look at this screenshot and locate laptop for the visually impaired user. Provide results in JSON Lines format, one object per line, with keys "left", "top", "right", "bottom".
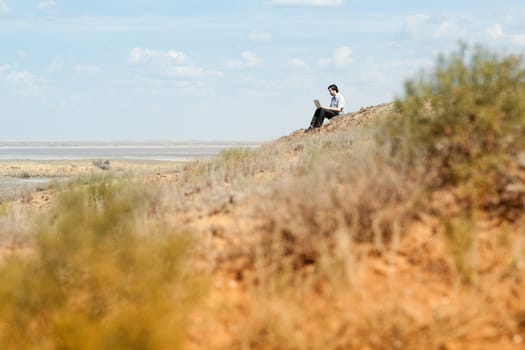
{"left": 313, "top": 99, "right": 321, "bottom": 108}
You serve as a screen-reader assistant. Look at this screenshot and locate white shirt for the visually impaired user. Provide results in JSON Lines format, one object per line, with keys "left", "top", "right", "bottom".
{"left": 330, "top": 93, "right": 345, "bottom": 114}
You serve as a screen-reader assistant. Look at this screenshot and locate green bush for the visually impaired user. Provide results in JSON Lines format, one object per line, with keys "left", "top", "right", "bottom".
{"left": 0, "top": 177, "right": 202, "bottom": 350}
{"left": 388, "top": 44, "right": 525, "bottom": 207}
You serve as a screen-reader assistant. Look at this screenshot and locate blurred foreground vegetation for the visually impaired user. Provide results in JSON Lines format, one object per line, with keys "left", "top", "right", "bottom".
{"left": 0, "top": 177, "right": 202, "bottom": 349}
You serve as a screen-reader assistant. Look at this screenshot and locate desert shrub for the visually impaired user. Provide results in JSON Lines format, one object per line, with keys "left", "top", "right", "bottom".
{"left": 92, "top": 159, "right": 111, "bottom": 170}
{"left": 0, "top": 177, "right": 202, "bottom": 350}
{"left": 387, "top": 44, "right": 525, "bottom": 208}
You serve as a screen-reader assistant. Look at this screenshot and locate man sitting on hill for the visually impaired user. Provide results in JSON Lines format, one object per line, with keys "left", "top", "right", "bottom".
{"left": 305, "top": 84, "right": 346, "bottom": 132}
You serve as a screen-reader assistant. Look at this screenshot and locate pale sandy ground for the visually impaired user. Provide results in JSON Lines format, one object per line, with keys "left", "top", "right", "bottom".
{"left": 0, "top": 159, "right": 183, "bottom": 178}
{"left": 0, "top": 159, "right": 184, "bottom": 258}
{"left": 0, "top": 159, "right": 184, "bottom": 206}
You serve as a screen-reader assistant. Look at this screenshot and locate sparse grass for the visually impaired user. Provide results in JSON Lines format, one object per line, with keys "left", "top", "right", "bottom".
{"left": 251, "top": 135, "right": 421, "bottom": 286}
{"left": 0, "top": 203, "right": 33, "bottom": 250}
{"left": 0, "top": 176, "right": 204, "bottom": 350}
{"left": 218, "top": 147, "right": 254, "bottom": 163}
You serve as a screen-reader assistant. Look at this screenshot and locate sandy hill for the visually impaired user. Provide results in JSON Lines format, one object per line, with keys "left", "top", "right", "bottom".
{"left": 2, "top": 102, "right": 525, "bottom": 350}
{"left": 164, "top": 104, "right": 525, "bottom": 349}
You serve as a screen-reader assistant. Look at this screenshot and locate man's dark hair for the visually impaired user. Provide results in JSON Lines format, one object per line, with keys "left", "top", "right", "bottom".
{"left": 328, "top": 84, "right": 339, "bottom": 93}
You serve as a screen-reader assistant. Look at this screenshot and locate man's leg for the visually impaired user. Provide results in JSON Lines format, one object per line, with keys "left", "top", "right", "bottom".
{"left": 324, "top": 110, "right": 338, "bottom": 122}
{"left": 307, "top": 108, "right": 322, "bottom": 129}
{"left": 315, "top": 108, "right": 338, "bottom": 127}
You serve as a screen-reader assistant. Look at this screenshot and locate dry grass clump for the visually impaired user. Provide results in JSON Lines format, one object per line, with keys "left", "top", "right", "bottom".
{"left": 171, "top": 141, "right": 305, "bottom": 217}
{"left": 0, "top": 176, "right": 203, "bottom": 349}
{"left": 181, "top": 143, "right": 288, "bottom": 189}
{"left": 250, "top": 133, "right": 421, "bottom": 285}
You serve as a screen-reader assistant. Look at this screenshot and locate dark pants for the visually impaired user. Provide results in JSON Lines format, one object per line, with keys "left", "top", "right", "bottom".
{"left": 309, "top": 108, "right": 338, "bottom": 128}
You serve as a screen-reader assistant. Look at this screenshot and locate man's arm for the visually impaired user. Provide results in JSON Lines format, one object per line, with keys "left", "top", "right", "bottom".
{"left": 325, "top": 106, "right": 343, "bottom": 113}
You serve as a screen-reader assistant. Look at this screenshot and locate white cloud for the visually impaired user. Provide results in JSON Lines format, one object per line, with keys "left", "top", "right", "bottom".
{"left": 403, "top": 14, "right": 430, "bottom": 38}
{"left": 129, "top": 47, "right": 221, "bottom": 83}
{"left": 512, "top": 34, "right": 525, "bottom": 46}
{"left": 318, "top": 57, "right": 330, "bottom": 69}
{"left": 47, "top": 58, "right": 64, "bottom": 71}
{"left": 359, "top": 69, "right": 388, "bottom": 85}
{"left": 502, "top": 13, "right": 525, "bottom": 25}
{"left": 166, "top": 65, "right": 223, "bottom": 79}
{"left": 402, "top": 14, "right": 468, "bottom": 41}
{"left": 359, "top": 57, "right": 434, "bottom": 89}
{"left": 290, "top": 58, "right": 309, "bottom": 69}
{"left": 0, "top": 64, "right": 45, "bottom": 93}
{"left": 486, "top": 24, "right": 505, "bottom": 39}
{"left": 37, "top": 0, "right": 57, "bottom": 14}
{"left": 226, "top": 51, "right": 261, "bottom": 69}
{"left": 249, "top": 31, "right": 272, "bottom": 42}
{"left": 239, "top": 76, "right": 276, "bottom": 87}
{"left": 0, "top": 64, "right": 11, "bottom": 74}
{"left": 268, "top": 0, "right": 344, "bottom": 7}
{"left": 483, "top": 23, "right": 525, "bottom": 46}
{"left": 4, "top": 70, "right": 41, "bottom": 91}
{"left": 165, "top": 50, "right": 188, "bottom": 63}
{"left": 504, "top": 15, "right": 513, "bottom": 24}
{"left": 333, "top": 46, "right": 352, "bottom": 67}
{"left": 129, "top": 48, "right": 162, "bottom": 64}
{"left": 129, "top": 48, "right": 188, "bottom": 64}
{"left": 319, "top": 46, "right": 352, "bottom": 68}
{"left": 0, "top": 0, "right": 10, "bottom": 15}
{"left": 16, "top": 50, "right": 28, "bottom": 59}
{"left": 433, "top": 20, "right": 456, "bottom": 39}
{"left": 73, "top": 64, "right": 101, "bottom": 75}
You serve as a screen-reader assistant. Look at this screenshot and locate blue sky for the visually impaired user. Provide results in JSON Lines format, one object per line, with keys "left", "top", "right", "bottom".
{"left": 1, "top": 0, "right": 524, "bottom": 141}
